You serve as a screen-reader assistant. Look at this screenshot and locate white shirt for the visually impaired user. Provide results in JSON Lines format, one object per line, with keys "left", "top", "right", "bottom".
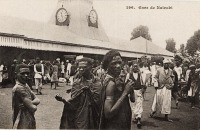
{"left": 0, "top": 64, "right": 4, "bottom": 72}
{"left": 174, "top": 66, "right": 182, "bottom": 80}
{"left": 164, "top": 69, "right": 169, "bottom": 74}
{"left": 34, "top": 64, "right": 44, "bottom": 78}
{"left": 61, "top": 64, "right": 65, "bottom": 73}
{"left": 132, "top": 72, "right": 138, "bottom": 80}
{"left": 150, "top": 65, "right": 157, "bottom": 75}
{"left": 66, "top": 63, "right": 72, "bottom": 75}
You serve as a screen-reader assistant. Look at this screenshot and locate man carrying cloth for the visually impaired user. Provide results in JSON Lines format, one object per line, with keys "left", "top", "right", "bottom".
{"left": 55, "top": 57, "right": 101, "bottom": 129}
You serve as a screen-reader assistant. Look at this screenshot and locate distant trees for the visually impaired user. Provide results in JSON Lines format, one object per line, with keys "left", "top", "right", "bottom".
{"left": 186, "top": 30, "right": 200, "bottom": 56}
{"left": 179, "top": 44, "right": 187, "bottom": 56}
{"left": 180, "top": 44, "right": 185, "bottom": 53}
{"left": 130, "top": 25, "right": 152, "bottom": 41}
{"left": 166, "top": 38, "right": 176, "bottom": 53}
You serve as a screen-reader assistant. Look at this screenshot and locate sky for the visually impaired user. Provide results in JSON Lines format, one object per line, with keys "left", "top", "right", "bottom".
{"left": 0, "top": 0, "right": 200, "bottom": 49}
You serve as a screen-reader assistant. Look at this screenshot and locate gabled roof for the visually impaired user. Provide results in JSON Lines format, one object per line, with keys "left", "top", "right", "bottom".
{"left": 129, "top": 36, "right": 174, "bottom": 56}
{"left": 108, "top": 36, "right": 174, "bottom": 57}
{"left": 0, "top": 16, "right": 78, "bottom": 43}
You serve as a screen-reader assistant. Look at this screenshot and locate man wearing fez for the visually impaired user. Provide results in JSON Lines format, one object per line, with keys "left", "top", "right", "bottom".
{"left": 150, "top": 59, "right": 174, "bottom": 122}
{"left": 99, "top": 50, "right": 135, "bottom": 130}
{"left": 125, "top": 61, "right": 146, "bottom": 128}
{"left": 55, "top": 57, "right": 101, "bottom": 129}
{"left": 12, "top": 64, "right": 40, "bottom": 129}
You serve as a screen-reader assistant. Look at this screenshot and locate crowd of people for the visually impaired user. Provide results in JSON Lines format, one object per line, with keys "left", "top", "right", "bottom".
{"left": 0, "top": 57, "right": 77, "bottom": 91}
{"left": 9, "top": 50, "right": 200, "bottom": 129}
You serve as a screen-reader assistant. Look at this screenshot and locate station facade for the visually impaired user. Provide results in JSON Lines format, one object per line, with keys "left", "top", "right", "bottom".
{"left": 0, "top": 0, "right": 173, "bottom": 64}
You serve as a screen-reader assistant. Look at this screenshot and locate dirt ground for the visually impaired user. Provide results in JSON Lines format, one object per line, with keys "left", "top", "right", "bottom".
{"left": 0, "top": 83, "right": 200, "bottom": 130}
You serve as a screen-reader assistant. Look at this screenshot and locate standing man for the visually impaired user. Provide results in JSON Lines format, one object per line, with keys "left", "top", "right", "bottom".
{"left": 99, "top": 50, "right": 135, "bottom": 130}
{"left": 169, "top": 62, "right": 179, "bottom": 109}
{"left": 150, "top": 59, "right": 174, "bottom": 122}
{"left": 12, "top": 64, "right": 40, "bottom": 129}
{"left": 0, "top": 62, "right": 4, "bottom": 87}
{"left": 50, "top": 60, "right": 59, "bottom": 89}
{"left": 66, "top": 60, "right": 72, "bottom": 85}
{"left": 96, "top": 62, "right": 105, "bottom": 80}
{"left": 174, "top": 61, "right": 182, "bottom": 81}
{"left": 187, "top": 65, "right": 200, "bottom": 108}
{"left": 150, "top": 62, "right": 157, "bottom": 86}
{"left": 56, "top": 58, "right": 61, "bottom": 81}
{"left": 125, "top": 61, "right": 146, "bottom": 128}
{"left": 34, "top": 57, "right": 44, "bottom": 95}
{"left": 10, "top": 59, "right": 18, "bottom": 85}
{"left": 61, "top": 61, "right": 65, "bottom": 78}
{"left": 27, "top": 60, "right": 35, "bottom": 90}
{"left": 65, "top": 60, "right": 71, "bottom": 85}
{"left": 69, "top": 60, "right": 77, "bottom": 85}
{"left": 55, "top": 57, "right": 101, "bottom": 129}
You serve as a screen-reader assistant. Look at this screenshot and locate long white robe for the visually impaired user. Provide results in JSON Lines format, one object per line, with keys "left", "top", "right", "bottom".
{"left": 152, "top": 87, "right": 171, "bottom": 114}
{"left": 132, "top": 89, "right": 144, "bottom": 118}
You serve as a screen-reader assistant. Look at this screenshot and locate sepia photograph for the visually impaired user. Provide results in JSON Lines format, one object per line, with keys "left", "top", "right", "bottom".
{"left": 0, "top": 0, "right": 200, "bottom": 129}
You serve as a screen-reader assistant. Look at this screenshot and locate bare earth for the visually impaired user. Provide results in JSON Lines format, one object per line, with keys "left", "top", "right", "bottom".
{"left": 0, "top": 83, "right": 200, "bottom": 130}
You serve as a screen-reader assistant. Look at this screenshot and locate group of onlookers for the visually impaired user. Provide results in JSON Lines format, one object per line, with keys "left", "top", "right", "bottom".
{"left": 1, "top": 57, "right": 77, "bottom": 92}
{"left": 10, "top": 51, "right": 200, "bottom": 129}
{"left": 0, "top": 62, "right": 9, "bottom": 87}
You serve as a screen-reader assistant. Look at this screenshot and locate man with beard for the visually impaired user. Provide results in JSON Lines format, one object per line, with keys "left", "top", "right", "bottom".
{"left": 99, "top": 50, "right": 135, "bottom": 130}
{"left": 12, "top": 64, "right": 40, "bottom": 129}
{"left": 125, "top": 61, "right": 146, "bottom": 128}
{"left": 150, "top": 59, "right": 174, "bottom": 122}
{"left": 55, "top": 57, "right": 101, "bottom": 129}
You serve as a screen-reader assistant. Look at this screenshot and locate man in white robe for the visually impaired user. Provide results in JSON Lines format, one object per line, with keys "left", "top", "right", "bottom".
{"left": 150, "top": 59, "right": 174, "bottom": 122}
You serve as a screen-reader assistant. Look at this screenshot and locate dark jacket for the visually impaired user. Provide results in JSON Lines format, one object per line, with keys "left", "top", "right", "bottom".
{"left": 172, "top": 70, "right": 179, "bottom": 91}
